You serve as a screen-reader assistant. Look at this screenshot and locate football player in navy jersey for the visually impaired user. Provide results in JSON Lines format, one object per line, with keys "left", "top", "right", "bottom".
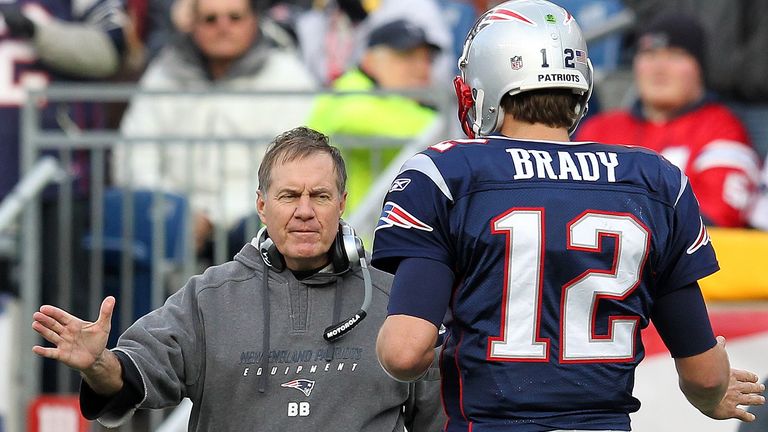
{"left": 0, "top": 0, "right": 125, "bottom": 199}
{"left": 1, "top": 0, "right": 126, "bottom": 391}
{"left": 373, "top": 1, "right": 765, "bottom": 431}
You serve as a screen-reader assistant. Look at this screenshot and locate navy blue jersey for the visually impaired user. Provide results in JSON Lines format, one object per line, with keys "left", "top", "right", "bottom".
{"left": 0, "top": 0, "right": 125, "bottom": 197}
{"left": 371, "top": 136, "right": 719, "bottom": 431}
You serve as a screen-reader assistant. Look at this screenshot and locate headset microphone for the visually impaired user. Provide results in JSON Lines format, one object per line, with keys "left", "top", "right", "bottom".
{"left": 323, "top": 257, "right": 372, "bottom": 342}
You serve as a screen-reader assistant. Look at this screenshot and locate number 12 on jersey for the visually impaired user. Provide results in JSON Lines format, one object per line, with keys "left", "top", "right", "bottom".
{"left": 487, "top": 209, "right": 650, "bottom": 363}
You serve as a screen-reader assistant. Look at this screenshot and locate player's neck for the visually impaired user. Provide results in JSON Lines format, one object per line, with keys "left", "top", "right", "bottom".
{"left": 499, "top": 117, "right": 570, "bottom": 142}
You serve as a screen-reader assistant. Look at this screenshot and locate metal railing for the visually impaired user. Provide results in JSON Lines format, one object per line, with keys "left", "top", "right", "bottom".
{"left": 0, "top": 157, "right": 65, "bottom": 234}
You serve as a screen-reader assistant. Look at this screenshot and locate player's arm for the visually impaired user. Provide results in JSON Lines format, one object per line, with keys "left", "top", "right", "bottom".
{"left": 376, "top": 257, "right": 453, "bottom": 382}
{"left": 674, "top": 335, "right": 729, "bottom": 416}
{"left": 11, "top": 0, "right": 127, "bottom": 78}
{"left": 377, "top": 315, "right": 437, "bottom": 382}
{"left": 653, "top": 282, "right": 765, "bottom": 420}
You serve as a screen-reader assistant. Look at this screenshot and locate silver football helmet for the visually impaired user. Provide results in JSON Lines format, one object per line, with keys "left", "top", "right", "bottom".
{"left": 454, "top": 0, "right": 593, "bottom": 137}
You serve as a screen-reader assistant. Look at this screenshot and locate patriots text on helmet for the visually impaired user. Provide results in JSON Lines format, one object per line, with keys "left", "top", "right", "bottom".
{"left": 537, "top": 73, "right": 581, "bottom": 83}
{"left": 506, "top": 148, "right": 619, "bottom": 182}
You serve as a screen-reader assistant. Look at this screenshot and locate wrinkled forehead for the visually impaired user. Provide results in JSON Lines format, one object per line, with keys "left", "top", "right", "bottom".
{"left": 268, "top": 153, "right": 340, "bottom": 193}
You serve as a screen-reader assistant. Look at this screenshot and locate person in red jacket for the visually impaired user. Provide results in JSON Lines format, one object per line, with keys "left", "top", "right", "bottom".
{"left": 575, "top": 13, "right": 760, "bottom": 227}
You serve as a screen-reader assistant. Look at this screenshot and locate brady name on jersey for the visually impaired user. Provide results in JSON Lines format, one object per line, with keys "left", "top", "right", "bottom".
{"left": 505, "top": 147, "right": 619, "bottom": 182}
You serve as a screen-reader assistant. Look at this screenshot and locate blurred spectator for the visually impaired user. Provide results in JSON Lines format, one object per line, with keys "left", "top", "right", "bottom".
{"left": 261, "top": 1, "right": 313, "bottom": 46}
{"left": 295, "top": 0, "right": 376, "bottom": 86}
{"left": 296, "top": 0, "right": 452, "bottom": 87}
{"left": 115, "top": 0, "right": 316, "bottom": 260}
{"left": 307, "top": 19, "right": 440, "bottom": 211}
{"left": 122, "top": 0, "right": 303, "bottom": 79}
{"left": 437, "top": 0, "right": 477, "bottom": 73}
{"left": 575, "top": 13, "right": 760, "bottom": 227}
{"left": 123, "top": 0, "right": 178, "bottom": 66}
{"left": 0, "top": 0, "right": 127, "bottom": 392}
{"left": 623, "top": 0, "right": 768, "bottom": 103}
{"left": 365, "top": 0, "right": 453, "bottom": 86}
{"left": 749, "top": 158, "right": 768, "bottom": 230}
{"left": 0, "top": 1, "right": 124, "bottom": 201}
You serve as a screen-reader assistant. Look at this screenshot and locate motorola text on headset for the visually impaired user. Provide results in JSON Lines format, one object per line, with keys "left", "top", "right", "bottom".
{"left": 256, "top": 220, "right": 372, "bottom": 342}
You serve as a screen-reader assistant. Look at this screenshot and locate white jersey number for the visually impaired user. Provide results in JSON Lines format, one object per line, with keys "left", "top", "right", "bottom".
{"left": 0, "top": 5, "right": 52, "bottom": 106}
{"left": 488, "top": 210, "right": 650, "bottom": 362}
{"left": 0, "top": 40, "right": 49, "bottom": 106}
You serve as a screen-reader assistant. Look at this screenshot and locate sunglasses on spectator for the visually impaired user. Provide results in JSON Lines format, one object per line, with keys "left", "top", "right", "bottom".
{"left": 199, "top": 11, "right": 250, "bottom": 25}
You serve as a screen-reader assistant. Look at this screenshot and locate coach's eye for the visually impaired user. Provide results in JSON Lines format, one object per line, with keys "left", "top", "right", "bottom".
{"left": 278, "top": 193, "right": 298, "bottom": 201}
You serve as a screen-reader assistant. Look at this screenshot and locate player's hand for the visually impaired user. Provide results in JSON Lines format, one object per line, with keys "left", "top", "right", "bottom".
{"left": 31, "top": 296, "right": 115, "bottom": 372}
{"left": 707, "top": 367, "right": 765, "bottom": 422}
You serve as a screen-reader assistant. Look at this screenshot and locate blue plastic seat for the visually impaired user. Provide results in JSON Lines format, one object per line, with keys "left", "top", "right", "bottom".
{"left": 82, "top": 188, "right": 188, "bottom": 342}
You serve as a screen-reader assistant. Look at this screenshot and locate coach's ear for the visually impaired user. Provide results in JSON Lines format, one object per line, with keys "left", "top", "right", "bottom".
{"left": 256, "top": 190, "right": 268, "bottom": 225}
{"left": 339, "top": 190, "right": 347, "bottom": 216}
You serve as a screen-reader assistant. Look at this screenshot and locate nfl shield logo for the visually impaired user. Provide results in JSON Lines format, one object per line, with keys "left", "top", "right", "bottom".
{"left": 510, "top": 56, "right": 523, "bottom": 70}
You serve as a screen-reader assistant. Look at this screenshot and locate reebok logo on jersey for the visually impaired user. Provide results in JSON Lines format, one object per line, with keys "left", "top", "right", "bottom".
{"left": 686, "top": 217, "right": 711, "bottom": 254}
{"left": 376, "top": 202, "right": 433, "bottom": 232}
{"left": 281, "top": 379, "right": 315, "bottom": 396}
{"left": 389, "top": 178, "right": 411, "bottom": 193}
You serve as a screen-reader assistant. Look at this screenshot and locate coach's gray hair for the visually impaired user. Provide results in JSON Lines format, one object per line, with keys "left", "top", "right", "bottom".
{"left": 257, "top": 126, "right": 347, "bottom": 196}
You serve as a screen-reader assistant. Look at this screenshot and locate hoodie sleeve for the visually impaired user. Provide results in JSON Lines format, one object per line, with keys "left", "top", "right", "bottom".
{"left": 403, "top": 348, "right": 446, "bottom": 431}
{"left": 93, "top": 277, "right": 205, "bottom": 425}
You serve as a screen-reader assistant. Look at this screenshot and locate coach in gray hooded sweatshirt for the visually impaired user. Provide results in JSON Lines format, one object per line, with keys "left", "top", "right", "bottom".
{"left": 31, "top": 126, "right": 445, "bottom": 431}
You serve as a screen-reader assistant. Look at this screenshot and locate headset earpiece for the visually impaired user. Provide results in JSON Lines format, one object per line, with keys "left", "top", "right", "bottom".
{"left": 332, "top": 219, "right": 365, "bottom": 272}
{"left": 256, "top": 222, "right": 364, "bottom": 274}
{"left": 256, "top": 226, "right": 285, "bottom": 272}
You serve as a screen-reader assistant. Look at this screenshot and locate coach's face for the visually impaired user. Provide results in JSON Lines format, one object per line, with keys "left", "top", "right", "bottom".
{"left": 192, "top": 0, "right": 258, "bottom": 62}
{"left": 256, "top": 153, "right": 346, "bottom": 271}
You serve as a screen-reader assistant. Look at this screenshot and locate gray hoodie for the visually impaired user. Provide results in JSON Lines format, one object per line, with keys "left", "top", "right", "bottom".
{"left": 88, "top": 241, "right": 445, "bottom": 431}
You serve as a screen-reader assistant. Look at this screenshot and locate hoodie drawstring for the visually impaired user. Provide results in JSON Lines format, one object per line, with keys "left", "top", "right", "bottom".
{"left": 324, "top": 279, "right": 343, "bottom": 362}
{"left": 258, "top": 265, "right": 270, "bottom": 393}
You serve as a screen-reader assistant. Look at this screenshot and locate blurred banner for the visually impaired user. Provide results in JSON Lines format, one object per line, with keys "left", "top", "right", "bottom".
{"left": 0, "top": 294, "right": 13, "bottom": 432}
{"left": 700, "top": 228, "right": 768, "bottom": 300}
{"left": 27, "top": 395, "right": 88, "bottom": 432}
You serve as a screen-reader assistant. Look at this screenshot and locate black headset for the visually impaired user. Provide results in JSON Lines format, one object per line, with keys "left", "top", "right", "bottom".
{"left": 256, "top": 220, "right": 372, "bottom": 342}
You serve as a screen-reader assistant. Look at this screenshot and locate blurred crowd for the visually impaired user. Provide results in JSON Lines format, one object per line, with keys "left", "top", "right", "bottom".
{"left": 0, "top": 0, "right": 767, "bottom": 415}
{"left": 1, "top": 0, "right": 767, "bottom": 287}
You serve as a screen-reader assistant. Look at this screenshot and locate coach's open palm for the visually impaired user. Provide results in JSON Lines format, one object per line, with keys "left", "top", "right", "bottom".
{"left": 31, "top": 296, "right": 115, "bottom": 372}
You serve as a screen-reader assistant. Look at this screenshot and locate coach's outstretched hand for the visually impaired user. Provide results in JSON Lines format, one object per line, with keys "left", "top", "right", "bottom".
{"left": 32, "top": 296, "right": 124, "bottom": 395}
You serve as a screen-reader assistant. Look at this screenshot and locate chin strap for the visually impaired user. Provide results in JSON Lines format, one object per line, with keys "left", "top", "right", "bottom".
{"left": 453, "top": 76, "right": 476, "bottom": 139}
